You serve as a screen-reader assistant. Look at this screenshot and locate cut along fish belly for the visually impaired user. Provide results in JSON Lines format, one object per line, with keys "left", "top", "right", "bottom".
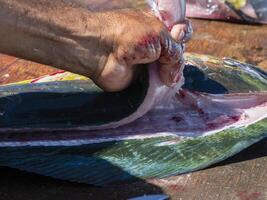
{"left": 0, "top": 88, "right": 266, "bottom": 147}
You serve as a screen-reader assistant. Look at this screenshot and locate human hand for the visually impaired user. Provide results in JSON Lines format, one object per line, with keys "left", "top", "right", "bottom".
{"left": 0, "top": 1, "right": 192, "bottom": 92}
{"left": 72, "top": 9, "right": 192, "bottom": 91}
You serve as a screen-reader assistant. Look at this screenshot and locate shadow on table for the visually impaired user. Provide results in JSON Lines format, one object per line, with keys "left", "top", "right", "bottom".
{"left": 0, "top": 163, "right": 164, "bottom": 200}
{"left": 210, "top": 138, "right": 267, "bottom": 168}
{"left": 0, "top": 136, "right": 169, "bottom": 200}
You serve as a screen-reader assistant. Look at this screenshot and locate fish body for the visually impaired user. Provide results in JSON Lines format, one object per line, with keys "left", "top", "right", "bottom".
{"left": 0, "top": 54, "right": 266, "bottom": 185}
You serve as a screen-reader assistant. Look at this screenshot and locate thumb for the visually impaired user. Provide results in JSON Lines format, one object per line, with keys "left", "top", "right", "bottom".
{"left": 94, "top": 53, "right": 134, "bottom": 92}
{"left": 170, "top": 20, "right": 193, "bottom": 43}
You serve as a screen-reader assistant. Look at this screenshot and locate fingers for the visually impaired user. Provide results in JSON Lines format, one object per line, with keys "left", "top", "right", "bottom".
{"left": 159, "top": 19, "right": 192, "bottom": 86}
{"left": 119, "top": 34, "right": 162, "bottom": 66}
{"left": 159, "top": 31, "right": 184, "bottom": 86}
{"left": 116, "top": 18, "right": 192, "bottom": 67}
{"left": 159, "top": 59, "right": 185, "bottom": 87}
{"left": 119, "top": 25, "right": 188, "bottom": 87}
{"left": 103, "top": 18, "right": 192, "bottom": 90}
{"left": 171, "top": 19, "right": 193, "bottom": 43}
{"left": 159, "top": 32, "right": 183, "bottom": 64}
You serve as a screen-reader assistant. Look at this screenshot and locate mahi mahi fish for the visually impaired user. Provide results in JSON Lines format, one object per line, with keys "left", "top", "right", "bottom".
{"left": 0, "top": 0, "right": 266, "bottom": 186}
{"left": 186, "top": 0, "right": 267, "bottom": 24}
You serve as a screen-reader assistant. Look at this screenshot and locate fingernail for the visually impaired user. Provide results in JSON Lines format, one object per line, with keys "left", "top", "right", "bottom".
{"left": 179, "top": 31, "right": 185, "bottom": 41}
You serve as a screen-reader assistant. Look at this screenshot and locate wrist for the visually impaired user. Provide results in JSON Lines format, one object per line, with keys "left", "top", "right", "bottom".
{"left": 61, "top": 9, "right": 115, "bottom": 79}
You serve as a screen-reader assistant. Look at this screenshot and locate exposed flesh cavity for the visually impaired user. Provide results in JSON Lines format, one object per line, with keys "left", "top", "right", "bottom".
{"left": 176, "top": 90, "right": 267, "bottom": 136}
{"left": 0, "top": 89, "right": 266, "bottom": 147}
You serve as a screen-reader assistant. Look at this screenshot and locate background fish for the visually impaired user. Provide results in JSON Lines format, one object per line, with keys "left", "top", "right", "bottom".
{"left": 186, "top": 0, "right": 267, "bottom": 24}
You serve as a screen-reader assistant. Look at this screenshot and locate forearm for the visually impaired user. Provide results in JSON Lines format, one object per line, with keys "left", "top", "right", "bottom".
{"left": 0, "top": 0, "right": 108, "bottom": 77}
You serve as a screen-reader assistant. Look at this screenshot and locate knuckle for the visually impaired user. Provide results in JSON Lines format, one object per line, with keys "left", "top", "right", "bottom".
{"left": 160, "top": 41, "right": 183, "bottom": 64}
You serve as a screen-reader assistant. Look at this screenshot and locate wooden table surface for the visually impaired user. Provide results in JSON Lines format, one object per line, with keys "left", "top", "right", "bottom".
{"left": 0, "top": 19, "right": 266, "bottom": 200}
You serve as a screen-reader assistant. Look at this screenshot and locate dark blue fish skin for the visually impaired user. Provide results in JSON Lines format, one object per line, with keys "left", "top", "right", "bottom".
{"left": 182, "top": 64, "right": 228, "bottom": 94}
{"left": 0, "top": 70, "right": 149, "bottom": 129}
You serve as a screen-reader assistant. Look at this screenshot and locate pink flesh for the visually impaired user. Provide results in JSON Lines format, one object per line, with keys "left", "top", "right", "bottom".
{"left": 0, "top": 90, "right": 266, "bottom": 147}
